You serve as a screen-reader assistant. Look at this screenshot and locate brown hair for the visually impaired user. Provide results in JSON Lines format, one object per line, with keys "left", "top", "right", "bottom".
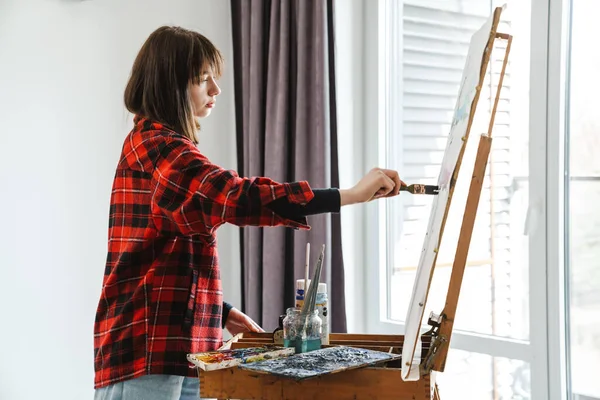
{"left": 124, "top": 26, "right": 224, "bottom": 144}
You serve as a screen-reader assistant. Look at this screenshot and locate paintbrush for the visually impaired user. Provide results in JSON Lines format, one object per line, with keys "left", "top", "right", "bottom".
{"left": 304, "top": 242, "right": 310, "bottom": 296}
{"left": 299, "top": 245, "right": 325, "bottom": 341}
{"left": 400, "top": 183, "right": 439, "bottom": 195}
{"left": 302, "top": 245, "right": 324, "bottom": 315}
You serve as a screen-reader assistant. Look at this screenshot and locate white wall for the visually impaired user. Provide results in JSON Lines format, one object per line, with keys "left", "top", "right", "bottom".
{"left": 0, "top": 1, "right": 240, "bottom": 399}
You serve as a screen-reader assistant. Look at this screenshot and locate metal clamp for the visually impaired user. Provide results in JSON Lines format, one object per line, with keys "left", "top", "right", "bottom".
{"left": 421, "top": 312, "right": 448, "bottom": 374}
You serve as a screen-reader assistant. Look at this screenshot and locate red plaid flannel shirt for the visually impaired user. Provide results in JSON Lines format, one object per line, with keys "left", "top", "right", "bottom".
{"left": 94, "top": 116, "right": 314, "bottom": 388}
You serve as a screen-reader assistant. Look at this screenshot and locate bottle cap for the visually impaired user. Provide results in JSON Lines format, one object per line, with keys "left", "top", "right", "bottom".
{"left": 296, "top": 279, "right": 310, "bottom": 290}
{"left": 318, "top": 283, "right": 327, "bottom": 293}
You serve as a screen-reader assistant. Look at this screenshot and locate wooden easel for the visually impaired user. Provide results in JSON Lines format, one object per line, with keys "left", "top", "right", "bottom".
{"left": 421, "top": 7, "right": 514, "bottom": 375}
{"left": 196, "top": 6, "right": 512, "bottom": 399}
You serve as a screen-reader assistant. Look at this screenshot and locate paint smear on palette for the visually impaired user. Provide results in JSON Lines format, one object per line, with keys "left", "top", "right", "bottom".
{"left": 240, "top": 346, "right": 399, "bottom": 380}
{"left": 187, "top": 346, "right": 295, "bottom": 371}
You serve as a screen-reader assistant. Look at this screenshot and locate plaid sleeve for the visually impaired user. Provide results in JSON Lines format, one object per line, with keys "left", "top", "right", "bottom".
{"left": 151, "top": 137, "right": 314, "bottom": 235}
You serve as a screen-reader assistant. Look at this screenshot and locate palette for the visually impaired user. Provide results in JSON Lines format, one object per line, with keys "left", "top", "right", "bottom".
{"left": 187, "top": 345, "right": 295, "bottom": 371}
{"left": 239, "top": 345, "right": 399, "bottom": 380}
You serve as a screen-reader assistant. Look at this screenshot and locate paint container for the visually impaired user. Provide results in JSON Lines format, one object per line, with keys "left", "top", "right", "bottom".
{"left": 295, "top": 279, "right": 310, "bottom": 309}
{"left": 316, "top": 283, "right": 329, "bottom": 345}
{"left": 282, "top": 307, "right": 322, "bottom": 354}
{"left": 272, "top": 314, "right": 285, "bottom": 345}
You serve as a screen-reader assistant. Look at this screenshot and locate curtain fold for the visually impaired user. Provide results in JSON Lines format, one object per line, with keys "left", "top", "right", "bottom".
{"left": 231, "top": 0, "right": 346, "bottom": 333}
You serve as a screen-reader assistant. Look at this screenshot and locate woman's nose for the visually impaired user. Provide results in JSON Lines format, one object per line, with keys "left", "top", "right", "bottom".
{"left": 209, "top": 80, "right": 221, "bottom": 96}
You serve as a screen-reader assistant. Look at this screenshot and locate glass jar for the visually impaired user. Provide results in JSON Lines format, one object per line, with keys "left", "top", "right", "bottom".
{"left": 282, "top": 307, "right": 322, "bottom": 353}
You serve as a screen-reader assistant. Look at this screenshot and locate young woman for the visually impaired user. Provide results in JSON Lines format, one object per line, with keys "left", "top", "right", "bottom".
{"left": 94, "top": 26, "right": 404, "bottom": 400}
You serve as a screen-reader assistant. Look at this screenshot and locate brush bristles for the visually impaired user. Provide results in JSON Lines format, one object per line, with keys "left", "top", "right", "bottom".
{"left": 298, "top": 245, "right": 325, "bottom": 340}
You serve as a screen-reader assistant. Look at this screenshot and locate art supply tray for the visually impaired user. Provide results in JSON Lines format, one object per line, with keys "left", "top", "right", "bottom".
{"left": 196, "top": 332, "right": 436, "bottom": 400}
{"left": 239, "top": 345, "right": 401, "bottom": 381}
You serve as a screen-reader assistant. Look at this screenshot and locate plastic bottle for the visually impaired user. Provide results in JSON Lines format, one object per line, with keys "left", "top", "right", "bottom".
{"left": 295, "top": 279, "right": 310, "bottom": 308}
{"left": 315, "top": 283, "right": 329, "bottom": 345}
{"left": 273, "top": 314, "right": 285, "bottom": 345}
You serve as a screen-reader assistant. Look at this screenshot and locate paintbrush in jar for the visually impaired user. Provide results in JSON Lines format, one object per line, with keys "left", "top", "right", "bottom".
{"left": 299, "top": 245, "right": 325, "bottom": 341}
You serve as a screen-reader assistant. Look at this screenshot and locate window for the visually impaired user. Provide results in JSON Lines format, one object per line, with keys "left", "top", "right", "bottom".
{"left": 363, "top": 1, "right": 540, "bottom": 398}
{"left": 437, "top": 349, "right": 531, "bottom": 399}
{"left": 566, "top": 1, "right": 600, "bottom": 399}
{"left": 336, "top": 0, "right": 574, "bottom": 397}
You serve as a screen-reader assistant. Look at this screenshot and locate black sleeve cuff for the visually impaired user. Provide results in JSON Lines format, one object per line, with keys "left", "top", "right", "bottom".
{"left": 265, "top": 188, "right": 341, "bottom": 219}
{"left": 222, "top": 301, "right": 233, "bottom": 328}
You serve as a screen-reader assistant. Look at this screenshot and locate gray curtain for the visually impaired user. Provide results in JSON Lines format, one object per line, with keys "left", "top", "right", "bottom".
{"left": 231, "top": 0, "right": 346, "bottom": 332}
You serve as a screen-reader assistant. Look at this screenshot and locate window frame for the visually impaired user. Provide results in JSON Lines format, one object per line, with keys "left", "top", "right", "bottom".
{"left": 360, "top": 0, "right": 570, "bottom": 399}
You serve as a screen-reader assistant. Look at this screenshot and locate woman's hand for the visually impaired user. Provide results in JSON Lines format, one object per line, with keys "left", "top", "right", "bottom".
{"left": 224, "top": 308, "right": 265, "bottom": 336}
{"left": 340, "top": 168, "right": 405, "bottom": 206}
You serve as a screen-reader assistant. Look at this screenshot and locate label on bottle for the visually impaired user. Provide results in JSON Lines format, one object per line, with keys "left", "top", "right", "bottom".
{"left": 316, "top": 297, "right": 329, "bottom": 345}
{"left": 295, "top": 288, "right": 304, "bottom": 309}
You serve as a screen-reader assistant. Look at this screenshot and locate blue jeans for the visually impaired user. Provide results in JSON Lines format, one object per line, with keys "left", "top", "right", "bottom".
{"left": 94, "top": 374, "right": 201, "bottom": 400}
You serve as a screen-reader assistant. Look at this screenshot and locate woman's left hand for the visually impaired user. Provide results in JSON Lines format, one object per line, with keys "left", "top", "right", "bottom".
{"left": 224, "top": 308, "right": 265, "bottom": 335}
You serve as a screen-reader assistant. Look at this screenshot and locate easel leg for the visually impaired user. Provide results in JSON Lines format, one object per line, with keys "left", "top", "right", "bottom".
{"left": 433, "top": 383, "right": 441, "bottom": 400}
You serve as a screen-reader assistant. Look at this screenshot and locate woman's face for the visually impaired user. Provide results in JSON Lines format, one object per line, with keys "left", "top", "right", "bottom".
{"left": 190, "top": 68, "right": 221, "bottom": 118}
